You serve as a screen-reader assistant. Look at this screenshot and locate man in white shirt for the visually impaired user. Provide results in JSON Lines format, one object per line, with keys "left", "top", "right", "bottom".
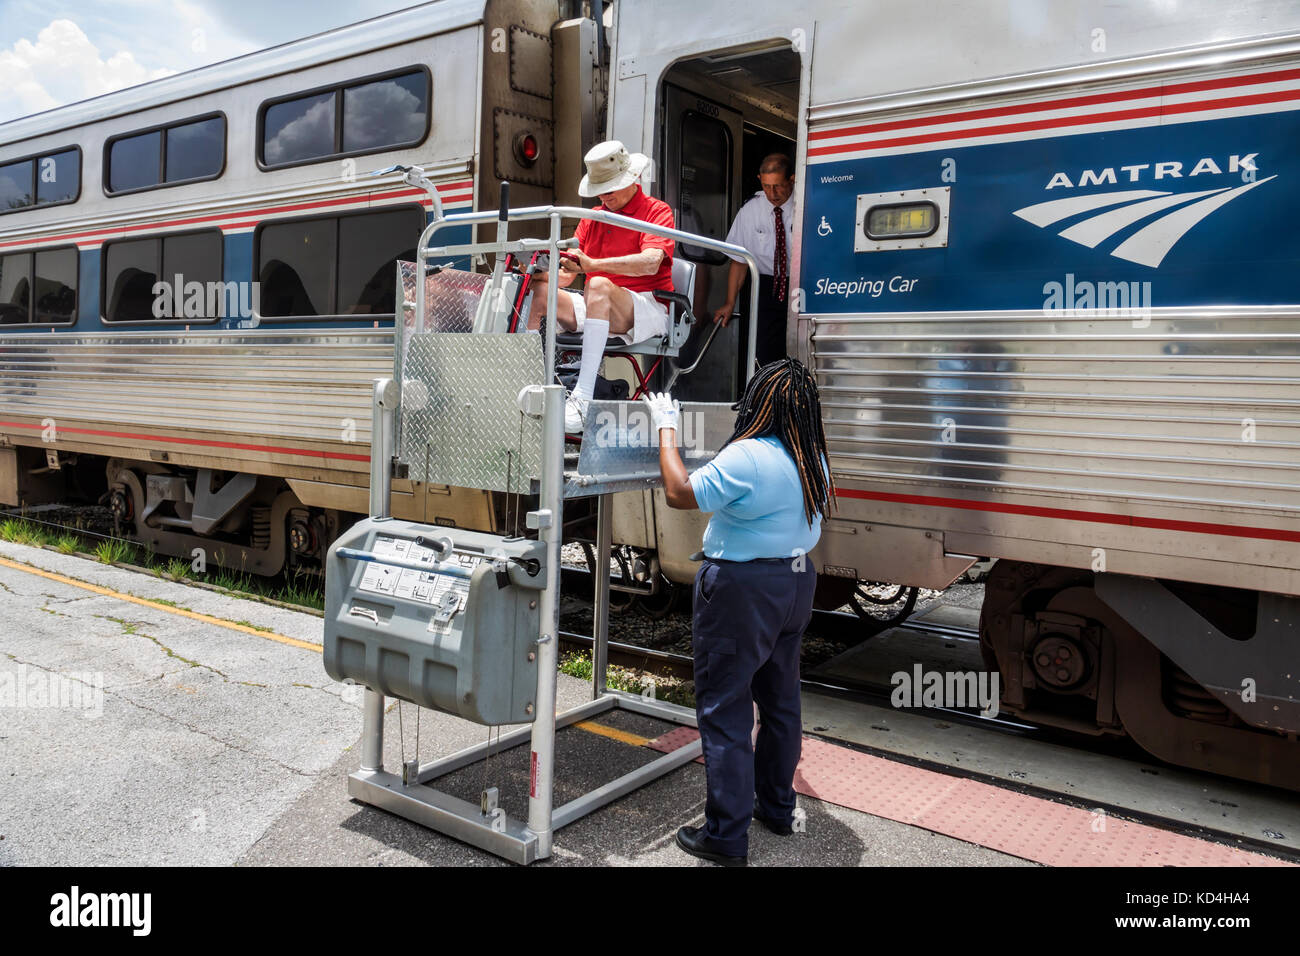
{"left": 713, "top": 154, "right": 796, "bottom": 372}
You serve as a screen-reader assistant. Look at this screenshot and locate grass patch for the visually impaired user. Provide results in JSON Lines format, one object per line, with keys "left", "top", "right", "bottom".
{"left": 95, "top": 538, "right": 136, "bottom": 565}
{"left": 54, "top": 534, "right": 81, "bottom": 554}
{"left": 0, "top": 517, "right": 48, "bottom": 546}
{"left": 276, "top": 568, "right": 324, "bottom": 610}
{"left": 163, "top": 558, "right": 192, "bottom": 580}
{"left": 209, "top": 570, "right": 254, "bottom": 593}
{"left": 558, "top": 651, "right": 695, "bottom": 707}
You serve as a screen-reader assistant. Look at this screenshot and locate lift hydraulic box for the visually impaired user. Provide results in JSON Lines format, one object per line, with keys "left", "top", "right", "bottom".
{"left": 324, "top": 518, "right": 545, "bottom": 725}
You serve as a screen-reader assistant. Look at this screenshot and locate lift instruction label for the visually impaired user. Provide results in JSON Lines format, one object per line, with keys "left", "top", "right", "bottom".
{"left": 356, "top": 535, "right": 482, "bottom": 625}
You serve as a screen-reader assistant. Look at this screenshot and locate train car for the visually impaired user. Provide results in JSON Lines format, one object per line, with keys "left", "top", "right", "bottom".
{"left": 0, "top": 0, "right": 601, "bottom": 574}
{"left": 604, "top": 0, "right": 1300, "bottom": 788}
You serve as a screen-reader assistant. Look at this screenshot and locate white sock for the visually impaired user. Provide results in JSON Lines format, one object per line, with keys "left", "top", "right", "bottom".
{"left": 572, "top": 317, "right": 608, "bottom": 402}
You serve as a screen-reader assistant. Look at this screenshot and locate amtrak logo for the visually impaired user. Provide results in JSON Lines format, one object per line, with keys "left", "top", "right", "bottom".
{"left": 1013, "top": 177, "right": 1276, "bottom": 268}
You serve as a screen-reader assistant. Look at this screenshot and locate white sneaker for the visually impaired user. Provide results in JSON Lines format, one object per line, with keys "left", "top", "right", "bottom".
{"left": 564, "top": 394, "right": 590, "bottom": 433}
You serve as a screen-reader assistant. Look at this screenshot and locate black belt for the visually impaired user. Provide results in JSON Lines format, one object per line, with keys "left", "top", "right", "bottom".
{"left": 695, "top": 552, "right": 797, "bottom": 565}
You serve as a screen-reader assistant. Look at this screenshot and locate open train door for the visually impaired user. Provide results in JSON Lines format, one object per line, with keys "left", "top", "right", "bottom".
{"left": 661, "top": 85, "right": 743, "bottom": 401}
{"left": 657, "top": 45, "right": 802, "bottom": 403}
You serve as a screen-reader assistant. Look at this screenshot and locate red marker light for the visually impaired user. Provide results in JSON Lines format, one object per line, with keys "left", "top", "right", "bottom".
{"left": 516, "top": 132, "right": 539, "bottom": 165}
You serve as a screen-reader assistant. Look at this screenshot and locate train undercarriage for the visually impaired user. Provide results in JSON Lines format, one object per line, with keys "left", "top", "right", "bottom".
{"left": 981, "top": 560, "right": 1299, "bottom": 791}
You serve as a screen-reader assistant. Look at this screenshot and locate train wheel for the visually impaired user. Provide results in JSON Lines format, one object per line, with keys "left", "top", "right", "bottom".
{"left": 855, "top": 582, "right": 910, "bottom": 605}
{"left": 849, "top": 582, "right": 919, "bottom": 627}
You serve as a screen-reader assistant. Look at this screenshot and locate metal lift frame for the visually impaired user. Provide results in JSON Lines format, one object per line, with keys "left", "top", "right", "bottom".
{"left": 347, "top": 195, "right": 762, "bottom": 864}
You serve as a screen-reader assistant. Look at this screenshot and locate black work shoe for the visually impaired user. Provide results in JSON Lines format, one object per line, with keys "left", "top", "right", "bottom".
{"left": 752, "top": 809, "right": 794, "bottom": 836}
{"left": 675, "top": 826, "right": 747, "bottom": 867}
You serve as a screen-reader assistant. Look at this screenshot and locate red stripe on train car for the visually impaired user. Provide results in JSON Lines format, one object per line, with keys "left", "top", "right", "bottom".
{"left": 0, "top": 420, "right": 370, "bottom": 463}
{"left": 0, "top": 181, "right": 475, "bottom": 250}
{"left": 835, "top": 487, "right": 1300, "bottom": 543}
{"left": 808, "top": 87, "right": 1300, "bottom": 156}
{"left": 809, "top": 65, "right": 1300, "bottom": 141}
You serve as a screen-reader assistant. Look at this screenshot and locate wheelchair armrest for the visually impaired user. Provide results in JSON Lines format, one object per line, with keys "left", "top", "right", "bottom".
{"left": 652, "top": 289, "right": 695, "bottom": 322}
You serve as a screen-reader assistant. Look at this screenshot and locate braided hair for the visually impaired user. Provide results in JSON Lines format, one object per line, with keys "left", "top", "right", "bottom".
{"left": 723, "top": 358, "right": 836, "bottom": 525}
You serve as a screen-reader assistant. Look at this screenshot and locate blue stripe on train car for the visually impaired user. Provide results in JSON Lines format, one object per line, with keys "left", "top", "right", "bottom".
{"left": 801, "top": 110, "right": 1300, "bottom": 313}
{"left": 4, "top": 212, "right": 472, "bottom": 335}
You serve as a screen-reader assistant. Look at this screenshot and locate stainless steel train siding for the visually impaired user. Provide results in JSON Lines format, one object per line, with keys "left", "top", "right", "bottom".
{"left": 0, "top": 329, "right": 389, "bottom": 485}
{"left": 813, "top": 307, "right": 1300, "bottom": 598}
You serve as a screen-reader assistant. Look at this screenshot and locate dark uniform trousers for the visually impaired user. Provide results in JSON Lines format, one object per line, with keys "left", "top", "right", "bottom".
{"left": 692, "top": 555, "right": 817, "bottom": 856}
{"left": 735, "top": 273, "right": 789, "bottom": 375}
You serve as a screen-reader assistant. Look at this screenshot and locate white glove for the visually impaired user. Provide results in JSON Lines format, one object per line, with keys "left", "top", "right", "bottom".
{"left": 642, "top": 391, "right": 680, "bottom": 432}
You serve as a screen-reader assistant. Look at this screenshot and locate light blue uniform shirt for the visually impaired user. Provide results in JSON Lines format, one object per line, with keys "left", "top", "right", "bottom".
{"left": 688, "top": 435, "right": 824, "bottom": 561}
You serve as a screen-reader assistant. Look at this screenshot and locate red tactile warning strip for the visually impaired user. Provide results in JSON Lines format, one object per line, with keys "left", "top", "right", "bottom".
{"left": 646, "top": 727, "right": 1293, "bottom": 867}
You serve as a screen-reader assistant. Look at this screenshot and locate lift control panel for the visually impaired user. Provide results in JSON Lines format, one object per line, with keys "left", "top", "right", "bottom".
{"left": 324, "top": 518, "right": 546, "bottom": 725}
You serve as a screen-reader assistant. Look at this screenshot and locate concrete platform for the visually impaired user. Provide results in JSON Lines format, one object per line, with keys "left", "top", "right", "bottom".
{"left": 0, "top": 540, "right": 1026, "bottom": 867}
{"left": 4, "top": 540, "right": 1286, "bottom": 867}
{"left": 806, "top": 613, "right": 1300, "bottom": 859}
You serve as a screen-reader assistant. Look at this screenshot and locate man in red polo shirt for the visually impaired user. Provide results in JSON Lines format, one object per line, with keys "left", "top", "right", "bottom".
{"left": 528, "top": 140, "right": 674, "bottom": 431}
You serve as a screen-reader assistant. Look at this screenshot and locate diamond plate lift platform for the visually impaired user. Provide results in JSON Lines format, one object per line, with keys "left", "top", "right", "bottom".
{"left": 329, "top": 185, "right": 762, "bottom": 863}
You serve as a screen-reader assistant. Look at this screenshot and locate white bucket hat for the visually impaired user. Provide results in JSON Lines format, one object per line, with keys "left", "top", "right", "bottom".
{"left": 578, "top": 140, "right": 651, "bottom": 198}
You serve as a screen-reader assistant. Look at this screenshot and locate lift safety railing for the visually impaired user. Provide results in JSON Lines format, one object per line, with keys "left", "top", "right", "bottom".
{"left": 341, "top": 187, "right": 765, "bottom": 865}
{"left": 413, "top": 190, "right": 766, "bottom": 387}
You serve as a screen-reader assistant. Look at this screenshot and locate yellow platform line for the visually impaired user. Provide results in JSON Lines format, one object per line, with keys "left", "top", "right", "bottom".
{"left": 574, "top": 719, "right": 653, "bottom": 747}
{"left": 0, "top": 555, "right": 320, "bottom": 653}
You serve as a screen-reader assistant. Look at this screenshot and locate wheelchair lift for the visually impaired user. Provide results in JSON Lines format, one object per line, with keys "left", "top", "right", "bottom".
{"left": 324, "top": 193, "right": 761, "bottom": 864}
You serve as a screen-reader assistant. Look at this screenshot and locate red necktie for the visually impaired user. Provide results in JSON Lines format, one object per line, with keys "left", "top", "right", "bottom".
{"left": 773, "top": 205, "right": 788, "bottom": 302}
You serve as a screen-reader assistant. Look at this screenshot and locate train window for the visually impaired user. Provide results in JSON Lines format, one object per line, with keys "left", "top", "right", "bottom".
{"left": 258, "top": 218, "right": 336, "bottom": 316}
{"left": 0, "top": 253, "right": 32, "bottom": 324}
{"left": 342, "top": 72, "right": 429, "bottom": 153}
{"left": 33, "top": 248, "right": 78, "bottom": 324}
{"left": 262, "top": 92, "right": 336, "bottom": 166}
{"left": 677, "top": 110, "right": 732, "bottom": 265}
{"left": 163, "top": 232, "right": 223, "bottom": 293}
{"left": 0, "top": 160, "right": 34, "bottom": 211}
{"left": 104, "top": 238, "right": 160, "bottom": 321}
{"left": 258, "top": 67, "right": 430, "bottom": 170}
{"left": 108, "top": 131, "right": 163, "bottom": 192}
{"left": 0, "top": 247, "right": 77, "bottom": 326}
{"left": 337, "top": 208, "right": 419, "bottom": 314}
{"left": 0, "top": 147, "right": 81, "bottom": 216}
{"left": 166, "top": 117, "right": 225, "bottom": 183}
{"left": 105, "top": 115, "right": 225, "bottom": 195}
{"left": 36, "top": 150, "right": 80, "bottom": 206}
{"left": 256, "top": 206, "right": 422, "bottom": 319}
{"left": 103, "top": 230, "right": 222, "bottom": 322}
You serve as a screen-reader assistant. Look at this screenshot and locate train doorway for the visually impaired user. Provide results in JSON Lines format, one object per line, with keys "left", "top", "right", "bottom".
{"left": 659, "top": 44, "right": 801, "bottom": 402}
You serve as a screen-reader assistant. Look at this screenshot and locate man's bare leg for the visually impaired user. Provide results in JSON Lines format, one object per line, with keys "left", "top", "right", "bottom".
{"left": 567, "top": 276, "right": 640, "bottom": 431}
{"left": 526, "top": 274, "right": 579, "bottom": 331}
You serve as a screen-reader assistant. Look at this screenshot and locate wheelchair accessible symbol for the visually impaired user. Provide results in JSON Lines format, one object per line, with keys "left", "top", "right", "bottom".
{"left": 817, "top": 216, "right": 833, "bottom": 237}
